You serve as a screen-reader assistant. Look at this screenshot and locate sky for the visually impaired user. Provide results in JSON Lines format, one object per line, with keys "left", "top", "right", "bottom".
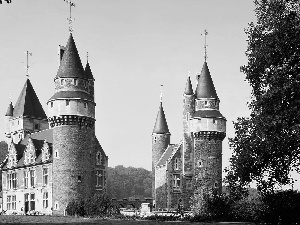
{"left": 0, "top": 1, "right": 259, "bottom": 181}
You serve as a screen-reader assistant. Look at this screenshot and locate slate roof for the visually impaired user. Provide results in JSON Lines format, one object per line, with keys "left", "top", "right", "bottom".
{"left": 85, "top": 61, "right": 94, "bottom": 80}
{"left": 13, "top": 79, "right": 47, "bottom": 119}
{"left": 156, "top": 144, "right": 176, "bottom": 167}
{"left": 56, "top": 33, "right": 86, "bottom": 79}
{"left": 5, "top": 102, "right": 14, "bottom": 116}
{"left": 184, "top": 76, "right": 193, "bottom": 95}
{"left": 153, "top": 102, "right": 170, "bottom": 134}
{"left": 2, "top": 129, "right": 53, "bottom": 170}
{"left": 193, "top": 109, "right": 225, "bottom": 119}
{"left": 195, "top": 62, "right": 218, "bottom": 99}
{"left": 48, "top": 91, "right": 94, "bottom": 102}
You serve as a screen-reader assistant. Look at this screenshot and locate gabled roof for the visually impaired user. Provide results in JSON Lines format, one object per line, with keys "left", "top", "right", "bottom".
{"left": 5, "top": 102, "right": 14, "bottom": 116}
{"left": 13, "top": 79, "right": 47, "bottom": 119}
{"left": 184, "top": 76, "right": 193, "bottom": 95}
{"left": 85, "top": 61, "right": 94, "bottom": 80}
{"left": 2, "top": 129, "right": 53, "bottom": 170}
{"left": 195, "top": 62, "right": 218, "bottom": 99}
{"left": 56, "top": 33, "right": 86, "bottom": 79}
{"left": 153, "top": 102, "right": 170, "bottom": 134}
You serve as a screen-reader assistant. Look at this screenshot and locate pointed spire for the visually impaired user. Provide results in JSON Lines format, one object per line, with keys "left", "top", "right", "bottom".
{"left": 84, "top": 60, "right": 94, "bottom": 80}
{"left": 56, "top": 33, "right": 85, "bottom": 79}
{"left": 195, "top": 62, "right": 218, "bottom": 99}
{"left": 5, "top": 101, "right": 14, "bottom": 116}
{"left": 184, "top": 76, "right": 193, "bottom": 95}
{"left": 153, "top": 102, "right": 170, "bottom": 134}
{"left": 13, "top": 79, "right": 47, "bottom": 119}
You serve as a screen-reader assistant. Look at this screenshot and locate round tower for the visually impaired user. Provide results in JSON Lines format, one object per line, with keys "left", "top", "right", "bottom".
{"left": 192, "top": 62, "right": 226, "bottom": 198}
{"left": 182, "top": 76, "right": 195, "bottom": 176}
{"left": 152, "top": 99, "right": 170, "bottom": 202}
{"left": 47, "top": 34, "right": 96, "bottom": 215}
{"left": 4, "top": 101, "right": 13, "bottom": 143}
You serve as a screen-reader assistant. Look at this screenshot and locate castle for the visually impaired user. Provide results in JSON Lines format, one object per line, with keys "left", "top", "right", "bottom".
{"left": 152, "top": 61, "right": 226, "bottom": 210}
{"left": 1, "top": 33, "right": 108, "bottom": 215}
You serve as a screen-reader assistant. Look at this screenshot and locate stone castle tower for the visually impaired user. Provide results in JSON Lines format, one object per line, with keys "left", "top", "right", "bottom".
{"left": 47, "top": 33, "right": 98, "bottom": 215}
{"left": 152, "top": 61, "right": 226, "bottom": 210}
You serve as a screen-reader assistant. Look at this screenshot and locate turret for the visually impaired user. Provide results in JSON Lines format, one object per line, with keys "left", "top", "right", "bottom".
{"left": 48, "top": 33, "right": 96, "bottom": 215}
{"left": 4, "top": 101, "right": 14, "bottom": 142}
{"left": 182, "top": 76, "right": 195, "bottom": 176}
{"left": 152, "top": 98, "right": 170, "bottom": 200}
{"left": 192, "top": 61, "right": 226, "bottom": 196}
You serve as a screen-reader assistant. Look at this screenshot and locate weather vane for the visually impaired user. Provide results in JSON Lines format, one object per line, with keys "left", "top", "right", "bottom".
{"left": 26, "top": 51, "right": 32, "bottom": 77}
{"left": 63, "top": 0, "right": 76, "bottom": 32}
{"left": 201, "top": 29, "right": 208, "bottom": 61}
{"left": 160, "top": 85, "right": 163, "bottom": 103}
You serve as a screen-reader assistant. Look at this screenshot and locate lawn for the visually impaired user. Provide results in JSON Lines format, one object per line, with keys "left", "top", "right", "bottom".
{"left": 0, "top": 215, "right": 256, "bottom": 225}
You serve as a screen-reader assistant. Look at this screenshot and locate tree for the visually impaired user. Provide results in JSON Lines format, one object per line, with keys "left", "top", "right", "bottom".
{"left": 227, "top": 0, "right": 300, "bottom": 192}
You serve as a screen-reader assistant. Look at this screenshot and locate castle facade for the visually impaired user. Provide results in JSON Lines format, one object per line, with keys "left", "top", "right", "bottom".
{"left": 1, "top": 34, "right": 108, "bottom": 215}
{"left": 152, "top": 61, "right": 226, "bottom": 210}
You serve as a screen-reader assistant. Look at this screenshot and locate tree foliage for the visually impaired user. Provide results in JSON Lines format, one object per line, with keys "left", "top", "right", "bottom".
{"left": 227, "top": 0, "right": 300, "bottom": 192}
{"left": 106, "top": 165, "right": 152, "bottom": 199}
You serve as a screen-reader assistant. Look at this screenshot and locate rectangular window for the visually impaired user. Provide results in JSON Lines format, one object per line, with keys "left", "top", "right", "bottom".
{"left": 30, "top": 193, "right": 35, "bottom": 211}
{"left": 24, "top": 171, "right": 28, "bottom": 188}
{"left": 12, "top": 172, "right": 17, "bottom": 189}
{"left": 12, "top": 195, "right": 16, "bottom": 210}
{"left": 7, "top": 196, "right": 11, "bottom": 210}
{"left": 51, "top": 102, "right": 53, "bottom": 108}
{"left": 43, "top": 168, "right": 48, "bottom": 186}
{"left": 43, "top": 192, "right": 48, "bottom": 208}
{"left": 66, "top": 100, "right": 70, "bottom": 106}
{"left": 173, "top": 174, "right": 180, "bottom": 189}
{"left": 96, "top": 170, "right": 104, "bottom": 187}
{"left": 30, "top": 170, "right": 35, "bottom": 187}
{"left": 34, "top": 123, "right": 39, "bottom": 130}
{"left": 74, "top": 79, "right": 77, "bottom": 85}
{"left": 84, "top": 102, "right": 87, "bottom": 108}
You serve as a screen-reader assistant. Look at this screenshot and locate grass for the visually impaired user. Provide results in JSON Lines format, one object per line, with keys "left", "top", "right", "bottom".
{"left": 0, "top": 215, "right": 257, "bottom": 224}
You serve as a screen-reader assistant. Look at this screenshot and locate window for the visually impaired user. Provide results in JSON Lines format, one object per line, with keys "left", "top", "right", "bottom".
{"left": 51, "top": 102, "right": 53, "bottom": 108}
{"left": 43, "top": 168, "right": 48, "bottom": 186}
{"left": 7, "top": 173, "right": 12, "bottom": 189}
{"left": 43, "top": 192, "right": 48, "bottom": 208}
{"left": 84, "top": 102, "right": 87, "bottom": 108}
{"left": 34, "top": 123, "right": 39, "bottom": 130}
{"left": 186, "top": 179, "right": 192, "bottom": 190}
{"left": 78, "top": 176, "right": 82, "bottom": 183}
{"left": 7, "top": 196, "right": 11, "bottom": 210}
{"left": 55, "top": 201, "right": 59, "bottom": 210}
{"left": 30, "top": 170, "right": 35, "bottom": 187}
{"left": 96, "top": 170, "right": 104, "bottom": 187}
{"left": 212, "top": 119, "right": 216, "bottom": 124}
{"left": 96, "top": 151, "right": 101, "bottom": 165}
{"left": 61, "top": 79, "right": 64, "bottom": 85}
{"left": 30, "top": 193, "right": 35, "bottom": 211}
{"left": 66, "top": 100, "right": 70, "bottom": 106}
{"left": 55, "top": 150, "right": 59, "bottom": 158}
{"left": 214, "top": 181, "right": 219, "bottom": 188}
{"left": 12, "top": 195, "right": 16, "bottom": 210}
{"left": 173, "top": 174, "right": 180, "bottom": 189}
{"left": 12, "top": 172, "right": 17, "bottom": 189}
{"left": 174, "top": 158, "right": 179, "bottom": 170}
{"left": 24, "top": 171, "right": 28, "bottom": 189}
{"left": 74, "top": 79, "right": 77, "bottom": 85}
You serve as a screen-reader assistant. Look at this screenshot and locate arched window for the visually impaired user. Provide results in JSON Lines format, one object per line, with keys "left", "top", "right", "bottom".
{"left": 96, "top": 151, "right": 102, "bottom": 165}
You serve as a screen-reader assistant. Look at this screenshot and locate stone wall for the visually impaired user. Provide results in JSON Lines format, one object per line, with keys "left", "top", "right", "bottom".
{"left": 52, "top": 125, "right": 94, "bottom": 215}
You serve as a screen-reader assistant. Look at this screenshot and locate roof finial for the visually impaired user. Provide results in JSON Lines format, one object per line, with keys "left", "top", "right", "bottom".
{"left": 26, "top": 51, "right": 32, "bottom": 77}
{"left": 188, "top": 71, "right": 190, "bottom": 77}
{"left": 64, "top": 0, "right": 76, "bottom": 33}
{"left": 87, "top": 51, "right": 89, "bottom": 62}
{"left": 160, "top": 85, "right": 163, "bottom": 103}
{"left": 9, "top": 93, "right": 12, "bottom": 103}
{"left": 201, "top": 29, "right": 208, "bottom": 61}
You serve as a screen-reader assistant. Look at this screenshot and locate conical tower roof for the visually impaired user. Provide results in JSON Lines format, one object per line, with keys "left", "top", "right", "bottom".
{"left": 13, "top": 79, "right": 47, "bottom": 119}
{"left": 5, "top": 102, "right": 14, "bottom": 116}
{"left": 153, "top": 102, "right": 170, "bottom": 134}
{"left": 196, "top": 62, "right": 218, "bottom": 99}
{"left": 56, "top": 33, "right": 86, "bottom": 79}
{"left": 85, "top": 61, "right": 94, "bottom": 80}
{"left": 184, "top": 76, "right": 193, "bottom": 95}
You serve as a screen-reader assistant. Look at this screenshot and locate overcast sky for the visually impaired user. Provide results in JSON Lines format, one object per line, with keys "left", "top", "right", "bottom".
{"left": 0, "top": 0, "right": 257, "bottom": 178}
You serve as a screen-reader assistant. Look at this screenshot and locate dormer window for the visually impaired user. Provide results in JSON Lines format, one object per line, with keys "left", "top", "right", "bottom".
{"left": 24, "top": 138, "right": 36, "bottom": 165}
{"left": 8, "top": 143, "right": 17, "bottom": 169}
{"left": 174, "top": 158, "right": 179, "bottom": 170}
{"left": 42, "top": 140, "right": 50, "bottom": 162}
